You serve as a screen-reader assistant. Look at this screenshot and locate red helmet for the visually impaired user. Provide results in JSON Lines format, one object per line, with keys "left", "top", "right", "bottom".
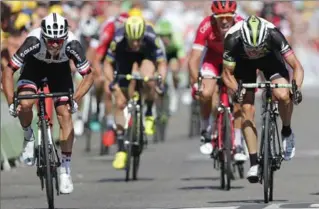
{"left": 116, "top": 12, "right": 129, "bottom": 24}
{"left": 211, "top": 0, "right": 237, "bottom": 15}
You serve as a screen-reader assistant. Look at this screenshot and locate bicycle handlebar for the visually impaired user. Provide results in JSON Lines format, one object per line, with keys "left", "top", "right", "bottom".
{"left": 110, "top": 73, "right": 162, "bottom": 91}
{"left": 241, "top": 83, "right": 293, "bottom": 89}
{"left": 13, "top": 89, "right": 73, "bottom": 112}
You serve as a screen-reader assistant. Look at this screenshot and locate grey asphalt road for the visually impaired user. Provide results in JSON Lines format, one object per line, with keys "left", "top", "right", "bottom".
{"left": 1, "top": 89, "right": 319, "bottom": 209}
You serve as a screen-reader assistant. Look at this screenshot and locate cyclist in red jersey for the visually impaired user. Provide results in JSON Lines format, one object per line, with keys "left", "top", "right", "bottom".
{"left": 188, "top": 0, "right": 247, "bottom": 161}
{"left": 92, "top": 13, "right": 129, "bottom": 146}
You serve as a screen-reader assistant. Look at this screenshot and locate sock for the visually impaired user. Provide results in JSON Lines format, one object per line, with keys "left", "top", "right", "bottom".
{"left": 145, "top": 100, "right": 153, "bottom": 117}
{"left": 23, "top": 125, "right": 34, "bottom": 141}
{"left": 61, "top": 152, "right": 72, "bottom": 174}
{"left": 249, "top": 153, "right": 258, "bottom": 167}
{"left": 200, "top": 117, "right": 210, "bottom": 132}
{"left": 106, "top": 114, "right": 115, "bottom": 128}
{"left": 281, "top": 125, "right": 292, "bottom": 137}
{"left": 234, "top": 129, "right": 242, "bottom": 147}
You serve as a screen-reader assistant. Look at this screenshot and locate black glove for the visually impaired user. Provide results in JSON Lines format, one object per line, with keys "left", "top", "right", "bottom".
{"left": 235, "top": 88, "right": 246, "bottom": 103}
{"left": 293, "top": 89, "right": 302, "bottom": 105}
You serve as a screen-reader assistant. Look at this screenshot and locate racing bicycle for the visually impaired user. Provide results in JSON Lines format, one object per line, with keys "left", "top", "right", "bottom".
{"left": 110, "top": 73, "right": 162, "bottom": 181}
{"left": 13, "top": 78, "right": 73, "bottom": 209}
{"left": 238, "top": 80, "right": 298, "bottom": 203}
{"left": 197, "top": 74, "right": 243, "bottom": 191}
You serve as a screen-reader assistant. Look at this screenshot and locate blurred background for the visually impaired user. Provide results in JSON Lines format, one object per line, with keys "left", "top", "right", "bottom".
{"left": 1, "top": 0, "right": 318, "bottom": 169}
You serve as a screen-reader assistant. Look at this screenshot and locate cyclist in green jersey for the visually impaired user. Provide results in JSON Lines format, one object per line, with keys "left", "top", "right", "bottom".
{"left": 155, "top": 19, "right": 186, "bottom": 114}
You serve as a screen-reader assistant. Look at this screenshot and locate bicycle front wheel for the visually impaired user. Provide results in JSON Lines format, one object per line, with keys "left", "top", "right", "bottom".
{"left": 41, "top": 119, "right": 54, "bottom": 209}
{"left": 262, "top": 111, "right": 271, "bottom": 203}
{"left": 223, "top": 111, "right": 233, "bottom": 191}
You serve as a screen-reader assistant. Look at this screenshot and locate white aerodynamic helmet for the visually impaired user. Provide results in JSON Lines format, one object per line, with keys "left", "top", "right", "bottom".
{"left": 41, "top": 13, "right": 68, "bottom": 39}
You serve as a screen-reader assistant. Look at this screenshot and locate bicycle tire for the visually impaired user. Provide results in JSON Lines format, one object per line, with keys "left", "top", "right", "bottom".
{"left": 269, "top": 120, "right": 276, "bottom": 201}
{"left": 223, "top": 111, "right": 232, "bottom": 191}
{"left": 125, "top": 109, "right": 136, "bottom": 182}
{"left": 85, "top": 94, "right": 93, "bottom": 153}
{"left": 237, "top": 163, "right": 245, "bottom": 179}
{"left": 218, "top": 113, "right": 225, "bottom": 189}
{"left": 41, "top": 119, "right": 54, "bottom": 209}
{"left": 132, "top": 110, "right": 142, "bottom": 180}
{"left": 262, "top": 110, "right": 271, "bottom": 203}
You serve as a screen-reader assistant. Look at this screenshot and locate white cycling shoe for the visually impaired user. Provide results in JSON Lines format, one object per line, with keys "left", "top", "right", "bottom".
{"left": 282, "top": 133, "right": 295, "bottom": 161}
{"left": 246, "top": 165, "right": 259, "bottom": 183}
{"left": 59, "top": 167, "right": 74, "bottom": 194}
{"left": 20, "top": 136, "right": 36, "bottom": 166}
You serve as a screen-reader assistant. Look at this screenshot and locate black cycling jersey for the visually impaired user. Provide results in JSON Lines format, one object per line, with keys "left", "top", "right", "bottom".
{"left": 223, "top": 18, "right": 293, "bottom": 65}
{"left": 8, "top": 27, "right": 91, "bottom": 76}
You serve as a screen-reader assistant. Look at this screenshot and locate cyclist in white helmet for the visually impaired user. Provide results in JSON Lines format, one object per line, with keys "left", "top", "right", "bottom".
{"left": 2, "top": 13, "right": 94, "bottom": 194}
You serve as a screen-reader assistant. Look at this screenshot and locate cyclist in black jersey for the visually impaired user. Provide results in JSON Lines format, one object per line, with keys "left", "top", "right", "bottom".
{"left": 2, "top": 13, "right": 94, "bottom": 194}
{"left": 103, "top": 16, "right": 167, "bottom": 170}
{"left": 222, "top": 15, "right": 304, "bottom": 183}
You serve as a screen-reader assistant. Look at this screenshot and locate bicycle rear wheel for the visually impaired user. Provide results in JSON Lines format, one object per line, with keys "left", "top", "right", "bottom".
{"left": 100, "top": 116, "right": 110, "bottom": 156}
{"left": 223, "top": 111, "right": 232, "bottom": 191}
{"left": 85, "top": 94, "right": 93, "bottom": 153}
{"left": 262, "top": 111, "right": 271, "bottom": 203}
{"left": 41, "top": 119, "right": 54, "bottom": 209}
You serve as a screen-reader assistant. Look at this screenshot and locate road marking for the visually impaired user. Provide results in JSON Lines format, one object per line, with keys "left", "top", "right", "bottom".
{"left": 178, "top": 207, "right": 239, "bottom": 209}
{"left": 310, "top": 204, "right": 319, "bottom": 208}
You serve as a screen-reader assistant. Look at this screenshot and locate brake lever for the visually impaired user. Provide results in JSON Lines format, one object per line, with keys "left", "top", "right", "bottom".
{"left": 196, "top": 76, "right": 202, "bottom": 96}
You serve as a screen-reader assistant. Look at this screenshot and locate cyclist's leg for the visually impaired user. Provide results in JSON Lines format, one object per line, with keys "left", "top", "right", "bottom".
{"left": 234, "top": 59, "right": 259, "bottom": 182}
{"left": 16, "top": 57, "right": 42, "bottom": 166}
{"left": 199, "top": 62, "right": 219, "bottom": 143}
{"left": 260, "top": 54, "right": 294, "bottom": 160}
{"left": 168, "top": 56, "right": 180, "bottom": 114}
{"left": 47, "top": 61, "right": 74, "bottom": 194}
{"left": 139, "top": 59, "right": 157, "bottom": 136}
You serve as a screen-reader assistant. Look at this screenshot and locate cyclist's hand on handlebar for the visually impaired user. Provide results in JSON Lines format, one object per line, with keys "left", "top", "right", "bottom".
{"left": 9, "top": 103, "right": 18, "bottom": 117}
{"left": 293, "top": 89, "right": 302, "bottom": 105}
{"left": 235, "top": 87, "right": 246, "bottom": 103}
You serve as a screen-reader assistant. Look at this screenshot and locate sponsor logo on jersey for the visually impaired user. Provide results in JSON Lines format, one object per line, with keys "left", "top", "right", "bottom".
{"left": 66, "top": 46, "right": 81, "bottom": 61}
{"left": 200, "top": 22, "right": 210, "bottom": 34}
{"left": 20, "top": 43, "right": 40, "bottom": 58}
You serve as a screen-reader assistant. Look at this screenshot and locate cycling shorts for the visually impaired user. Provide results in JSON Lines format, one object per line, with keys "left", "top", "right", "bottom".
{"left": 17, "top": 56, "right": 74, "bottom": 106}
{"left": 234, "top": 52, "right": 289, "bottom": 105}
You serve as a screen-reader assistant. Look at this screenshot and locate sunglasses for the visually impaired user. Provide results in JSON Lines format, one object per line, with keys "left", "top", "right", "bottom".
{"left": 214, "top": 13, "right": 235, "bottom": 21}
{"left": 45, "top": 38, "right": 65, "bottom": 46}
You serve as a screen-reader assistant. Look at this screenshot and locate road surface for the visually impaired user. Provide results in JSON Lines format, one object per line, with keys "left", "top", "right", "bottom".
{"left": 1, "top": 89, "right": 319, "bottom": 209}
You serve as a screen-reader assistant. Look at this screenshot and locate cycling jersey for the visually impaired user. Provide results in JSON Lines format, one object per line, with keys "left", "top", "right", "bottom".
{"left": 192, "top": 15, "right": 243, "bottom": 77}
{"left": 164, "top": 31, "right": 185, "bottom": 61}
{"left": 8, "top": 27, "right": 91, "bottom": 76}
{"left": 223, "top": 18, "right": 293, "bottom": 64}
{"left": 96, "top": 14, "right": 128, "bottom": 57}
{"left": 106, "top": 25, "right": 166, "bottom": 64}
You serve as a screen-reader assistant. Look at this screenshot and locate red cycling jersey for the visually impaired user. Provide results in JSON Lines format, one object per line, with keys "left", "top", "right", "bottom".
{"left": 96, "top": 13, "right": 128, "bottom": 57}
{"left": 192, "top": 15, "right": 243, "bottom": 77}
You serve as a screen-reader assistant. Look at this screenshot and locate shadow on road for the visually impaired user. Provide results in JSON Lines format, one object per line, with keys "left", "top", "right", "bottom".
{"left": 310, "top": 192, "right": 319, "bottom": 195}
{"left": 1, "top": 194, "right": 42, "bottom": 200}
{"left": 29, "top": 208, "right": 78, "bottom": 209}
{"left": 97, "top": 177, "right": 155, "bottom": 183}
{"left": 208, "top": 199, "right": 288, "bottom": 204}
{"left": 180, "top": 177, "right": 219, "bottom": 181}
{"left": 178, "top": 185, "right": 244, "bottom": 190}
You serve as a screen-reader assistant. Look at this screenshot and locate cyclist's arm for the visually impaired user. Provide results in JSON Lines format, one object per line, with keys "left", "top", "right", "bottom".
{"left": 154, "top": 37, "right": 168, "bottom": 83}
{"left": 2, "top": 36, "right": 40, "bottom": 105}
{"left": 103, "top": 40, "right": 117, "bottom": 89}
{"left": 222, "top": 33, "right": 238, "bottom": 93}
{"left": 188, "top": 21, "right": 208, "bottom": 85}
{"left": 66, "top": 40, "right": 94, "bottom": 103}
{"left": 270, "top": 28, "right": 304, "bottom": 88}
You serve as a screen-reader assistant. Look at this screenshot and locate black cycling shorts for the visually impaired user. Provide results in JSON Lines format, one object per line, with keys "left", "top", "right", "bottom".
{"left": 166, "top": 51, "right": 178, "bottom": 63}
{"left": 115, "top": 52, "right": 156, "bottom": 88}
{"left": 234, "top": 52, "right": 289, "bottom": 105}
{"left": 17, "top": 56, "right": 73, "bottom": 106}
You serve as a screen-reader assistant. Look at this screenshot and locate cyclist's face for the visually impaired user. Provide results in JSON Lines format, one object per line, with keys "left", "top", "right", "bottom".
{"left": 44, "top": 38, "right": 65, "bottom": 54}
{"left": 128, "top": 39, "right": 143, "bottom": 51}
{"left": 160, "top": 35, "right": 171, "bottom": 47}
{"left": 214, "top": 14, "right": 235, "bottom": 35}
